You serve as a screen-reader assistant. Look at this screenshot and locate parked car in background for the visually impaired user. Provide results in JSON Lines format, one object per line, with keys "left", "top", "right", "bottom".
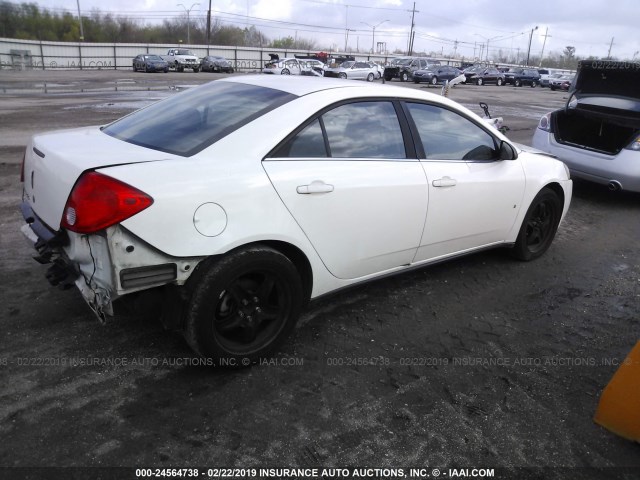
{"left": 201, "top": 56, "right": 234, "bottom": 73}
{"left": 504, "top": 68, "right": 541, "bottom": 87}
{"left": 384, "top": 57, "right": 440, "bottom": 82}
{"left": 160, "top": 48, "right": 200, "bottom": 72}
{"left": 549, "top": 75, "right": 574, "bottom": 91}
{"left": 367, "top": 61, "right": 384, "bottom": 79}
{"left": 262, "top": 57, "right": 309, "bottom": 75}
{"left": 132, "top": 54, "right": 169, "bottom": 73}
{"left": 540, "top": 72, "right": 563, "bottom": 88}
{"left": 413, "top": 65, "right": 462, "bottom": 85}
{"left": 324, "top": 61, "right": 376, "bottom": 81}
{"left": 533, "top": 61, "right": 640, "bottom": 192}
{"left": 20, "top": 75, "right": 571, "bottom": 364}
{"left": 537, "top": 69, "right": 550, "bottom": 86}
{"left": 299, "top": 59, "right": 326, "bottom": 76}
{"left": 466, "top": 67, "right": 505, "bottom": 86}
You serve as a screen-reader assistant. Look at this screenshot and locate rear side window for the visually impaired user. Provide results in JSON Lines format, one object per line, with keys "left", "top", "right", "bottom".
{"left": 103, "top": 82, "right": 295, "bottom": 157}
{"left": 273, "top": 101, "right": 406, "bottom": 159}
{"left": 275, "top": 119, "right": 327, "bottom": 158}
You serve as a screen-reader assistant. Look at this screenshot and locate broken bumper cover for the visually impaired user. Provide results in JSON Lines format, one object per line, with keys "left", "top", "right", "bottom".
{"left": 20, "top": 200, "right": 114, "bottom": 320}
{"left": 21, "top": 201, "right": 197, "bottom": 323}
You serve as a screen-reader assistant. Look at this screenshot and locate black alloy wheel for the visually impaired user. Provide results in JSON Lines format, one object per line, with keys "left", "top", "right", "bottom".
{"left": 185, "top": 245, "right": 303, "bottom": 365}
{"left": 512, "top": 188, "right": 562, "bottom": 261}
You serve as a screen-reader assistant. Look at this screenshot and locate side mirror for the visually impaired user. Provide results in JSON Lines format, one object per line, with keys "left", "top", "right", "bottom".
{"left": 499, "top": 140, "right": 518, "bottom": 160}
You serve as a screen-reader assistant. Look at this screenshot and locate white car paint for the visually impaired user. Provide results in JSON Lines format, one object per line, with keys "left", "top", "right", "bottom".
{"left": 21, "top": 75, "right": 572, "bottom": 324}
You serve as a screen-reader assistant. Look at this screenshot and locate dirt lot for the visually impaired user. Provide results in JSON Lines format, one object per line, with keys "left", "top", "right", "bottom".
{"left": 0, "top": 70, "right": 639, "bottom": 478}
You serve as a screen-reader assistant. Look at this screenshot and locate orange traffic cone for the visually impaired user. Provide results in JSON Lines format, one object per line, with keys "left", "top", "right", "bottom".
{"left": 594, "top": 341, "right": 640, "bottom": 442}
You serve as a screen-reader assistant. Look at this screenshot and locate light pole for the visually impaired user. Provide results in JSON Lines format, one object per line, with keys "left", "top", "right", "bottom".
{"left": 526, "top": 25, "right": 539, "bottom": 66}
{"left": 76, "top": 0, "right": 84, "bottom": 41}
{"left": 361, "top": 20, "right": 389, "bottom": 54}
{"left": 177, "top": 3, "right": 200, "bottom": 44}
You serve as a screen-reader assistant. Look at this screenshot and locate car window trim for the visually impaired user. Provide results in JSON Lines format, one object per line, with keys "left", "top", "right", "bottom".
{"left": 265, "top": 97, "right": 418, "bottom": 161}
{"left": 400, "top": 100, "right": 502, "bottom": 163}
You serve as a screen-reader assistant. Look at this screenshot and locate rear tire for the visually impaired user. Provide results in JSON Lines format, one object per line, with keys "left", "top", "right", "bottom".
{"left": 477, "top": 78, "right": 483, "bottom": 86}
{"left": 511, "top": 188, "right": 562, "bottom": 261}
{"left": 367, "top": 72, "right": 374, "bottom": 82}
{"left": 184, "top": 245, "right": 303, "bottom": 365}
{"left": 514, "top": 79, "right": 522, "bottom": 87}
{"left": 531, "top": 80, "right": 537, "bottom": 88}
{"left": 497, "top": 78, "right": 503, "bottom": 86}
{"left": 401, "top": 72, "right": 409, "bottom": 82}
{"left": 431, "top": 76, "right": 438, "bottom": 85}
{"left": 281, "top": 68, "right": 290, "bottom": 75}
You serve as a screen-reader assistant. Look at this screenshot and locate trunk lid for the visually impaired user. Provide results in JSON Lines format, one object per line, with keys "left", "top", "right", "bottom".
{"left": 572, "top": 60, "right": 640, "bottom": 108}
{"left": 23, "top": 126, "right": 174, "bottom": 231}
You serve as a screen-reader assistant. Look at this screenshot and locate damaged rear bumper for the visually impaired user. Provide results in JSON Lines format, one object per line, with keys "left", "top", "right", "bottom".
{"left": 21, "top": 200, "right": 200, "bottom": 324}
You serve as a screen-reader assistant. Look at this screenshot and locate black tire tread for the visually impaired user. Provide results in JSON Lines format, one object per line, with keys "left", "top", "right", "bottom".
{"left": 184, "top": 245, "right": 303, "bottom": 364}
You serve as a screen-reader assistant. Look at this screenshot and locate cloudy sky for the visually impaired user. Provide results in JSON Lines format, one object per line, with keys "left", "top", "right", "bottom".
{"left": 26, "top": 0, "right": 640, "bottom": 60}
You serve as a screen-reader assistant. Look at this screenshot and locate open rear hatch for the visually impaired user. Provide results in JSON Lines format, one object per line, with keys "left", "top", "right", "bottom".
{"left": 553, "top": 61, "right": 640, "bottom": 154}
{"left": 22, "top": 126, "right": 173, "bottom": 231}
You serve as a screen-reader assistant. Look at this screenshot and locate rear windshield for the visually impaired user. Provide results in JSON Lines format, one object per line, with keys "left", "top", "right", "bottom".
{"left": 103, "top": 81, "right": 296, "bottom": 156}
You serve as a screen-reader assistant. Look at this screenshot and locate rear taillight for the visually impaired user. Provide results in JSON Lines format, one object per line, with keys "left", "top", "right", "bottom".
{"left": 625, "top": 134, "right": 640, "bottom": 151}
{"left": 20, "top": 151, "right": 25, "bottom": 182}
{"left": 538, "top": 113, "right": 552, "bottom": 132}
{"left": 61, "top": 171, "right": 153, "bottom": 234}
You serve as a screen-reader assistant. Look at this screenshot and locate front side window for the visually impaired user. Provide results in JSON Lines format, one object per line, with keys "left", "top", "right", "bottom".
{"left": 104, "top": 82, "right": 295, "bottom": 157}
{"left": 406, "top": 103, "right": 498, "bottom": 161}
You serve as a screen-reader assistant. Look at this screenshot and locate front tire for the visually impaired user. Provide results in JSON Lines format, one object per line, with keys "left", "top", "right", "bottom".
{"left": 339, "top": 72, "right": 347, "bottom": 79}
{"left": 401, "top": 72, "right": 409, "bottom": 82}
{"left": 511, "top": 188, "right": 562, "bottom": 261}
{"left": 185, "top": 245, "right": 303, "bottom": 365}
{"left": 497, "top": 78, "right": 503, "bottom": 86}
{"left": 193, "top": 66, "right": 200, "bottom": 73}
{"left": 431, "top": 76, "right": 438, "bottom": 85}
{"left": 531, "top": 80, "right": 537, "bottom": 88}
{"left": 514, "top": 79, "right": 522, "bottom": 87}
{"left": 477, "top": 77, "right": 483, "bottom": 86}
{"left": 281, "top": 68, "right": 290, "bottom": 75}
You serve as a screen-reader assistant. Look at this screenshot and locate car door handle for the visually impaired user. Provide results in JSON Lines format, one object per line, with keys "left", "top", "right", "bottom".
{"left": 432, "top": 176, "right": 457, "bottom": 187}
{"left": 296, "top": 181, "right": 334, "bottom": 194}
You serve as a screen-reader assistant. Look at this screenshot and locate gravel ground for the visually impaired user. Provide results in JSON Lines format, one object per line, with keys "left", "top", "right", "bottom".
{"left": 0, "top": 69, "right": 639, "bottom": 479}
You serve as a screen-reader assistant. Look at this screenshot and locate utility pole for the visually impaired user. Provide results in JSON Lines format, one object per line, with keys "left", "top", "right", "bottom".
{"left": 539, "top": 27, "right": 550, "bottom": 66}
{"left": 608, "top": 37, "right": 615, "bottom": 58}
{"left": 206, "top": 0, "right": 211, "bottom": 47}
{"left": 526, "top": 25, "right": 538, "bottom": 66}
{"left": 407, "top": 2, "right": 418, "bottom": 55}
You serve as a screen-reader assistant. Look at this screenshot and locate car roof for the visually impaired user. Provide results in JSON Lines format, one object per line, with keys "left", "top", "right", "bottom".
{"left": 218, "top": 74, "right": 465, "bottom": 106}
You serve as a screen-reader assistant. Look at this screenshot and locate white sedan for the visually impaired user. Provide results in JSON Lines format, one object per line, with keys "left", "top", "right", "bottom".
{"left": 324, "top": 61, "right": 377, "bottom": 81}
{"left": 20, "top": 76, "right": 572, "bottom": 364}
{"left": 262, "top": 57, "right": 307, "bottom": 75}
